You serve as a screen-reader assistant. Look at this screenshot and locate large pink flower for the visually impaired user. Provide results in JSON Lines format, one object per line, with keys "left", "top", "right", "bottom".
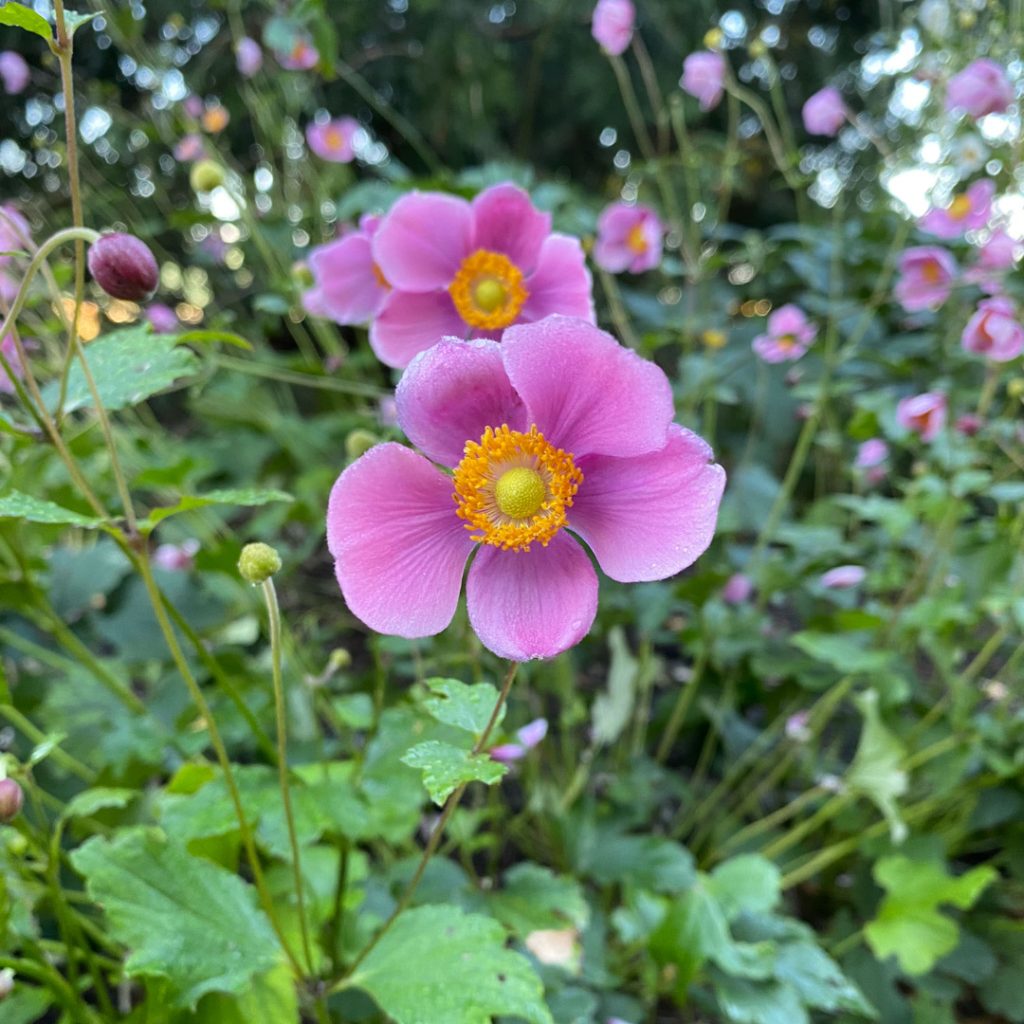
{"left": 894, "top": 246, "right": 957, "bottom": 311}
{"left": 369, "top": 184, "right": 594, "bottom": 368}
{"left": 945, "top": 59, "right": 1013, "bottom": 117}
{"left": 306, "top": 117, "right": 360, "bottom": 163}
{"left": 304, "top": 215, "right": 390, "bottom": 325}
{"left": 591, "top": 0, "right": 635, "bottom": 56}
{"left": 593, "top": 202, "right": 663, "bottom": 274}
{"left": 752, "top": 304, "right": 816, "bottom": 363}
{"left": 961, "top": 296, "right": 1024, "bottom": 362}
{"left": 965, "top": 229, "right": 1019, "bottom": 293}
{"left": 327, "top": 317, "right": 725, "bottom": 661}
{"left": 919, "top": 179, "right": 995, "bottom": 239}
{"left": 802, "top": 86, "right": 846, "bottom": 136}
{"left": 680, "top": 52, "right": 726, "bottom": 111}
{"left": 896, "top": 391, "right": 947, "bottom": 441}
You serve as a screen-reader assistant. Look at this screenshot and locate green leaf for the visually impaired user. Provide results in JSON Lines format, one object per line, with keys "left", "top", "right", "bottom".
{"left": 64, "top": 9, "right": 100, "bottom": 34}
{"left": 422, "top": 677, "right": 506, "bottom": 736}
{"left": 62, "top": 787, "right": 136, "bottom": 821}
{"left": 791, "top": 632, "right": 893, "bottom": 675}
{"left": 42, "top": 328, "right": 200, "bottom": 414}
{"left": 489, "top": 863, "right": 589, "bottom": 936}
{"left": 591, "top": 625, "right": 638, "bottom": 745}
{"left": 0, "top": 3, "right": 52, "bottom": 41}
{"left": 708, "top": 855, "right": 781, "bottom": 922}
{"left": 191, "top": 964, "right": 298, "bottom": 1024}
{"left": 175, "top": 328, "right": 253, "bottom": 350}
{"left": 865, "top": 856, "right": 998, "bottom": 976}
{"left": 585, "top": 832, "right": 696, "bottom": 893}
{"left": 0, "top": 490, "right": 104, "bottom": 528}
{"left": 711, "top": 972, "right": 808, "bottom": 1024}
{"left": 70, "top": 828, "right": 283, "bottom": 1008}
{"left": 846, "top": 689, "right": 908, "bottom": 843}
{"left": 0, "top": 986, "right": 52, "bottom": 1024}
{"left": 401, "top": 740, "right": 507, "bottom": 805}
{"left": 773, "top": 942, "right": 876, "bottom": 1016}
{"left": 140, "top": 488, "right": 294, "bottom": 532}
{"left": 350, "top": 905, "right": 553, "bottom": 1024}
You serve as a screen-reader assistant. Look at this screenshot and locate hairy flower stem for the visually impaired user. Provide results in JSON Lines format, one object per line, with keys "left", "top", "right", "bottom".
{"left": 261, "top": 578, "right": 315, "bottom": 975}
{"left": 341, "top": 660, "right": 520, "bottom": 982}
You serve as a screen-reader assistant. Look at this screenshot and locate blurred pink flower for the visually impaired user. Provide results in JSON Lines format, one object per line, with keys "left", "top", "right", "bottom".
{"left": 855, "top": 438, "right": 889, "bottom": 469}
{"left": 236, "top": 37, "right": 263, "bottom": 77}
{"left": 920, "top": 179, "right": 995, "bottom": 238}
{"left": 681, "top": 52, "right": 726, "bottom": 111}
{"left": 965, "top": 229, "right": 1020, "bottom": 292}
{"left": 369, "top": 183, "right": 594, "bottom": 368}
{"left": 722, "top": 572, "right": 753, "bottom": 604}
{"left": 591, "top": 0, "right": 635, "bottom": 56}
{"left": 153, "top": 539, "right": 200, "bottom": 572}
{"left": 956, "top": 413, "right": 983, "bottom": 436}
{"left": 820, "top": 565, "right": 866, "bottom": 589}
{"left": 961, "top": 296, "right": 1024, "bottom": 362}
{"left": 306, "top": 117, "right": 360, "bottom": 163}
{"left": 0, "top": 335, "right": 24, "bottom": 395}
{"left": 304, "top": 214, "right": 390, "bottom": 325}
{"left": 0, "top": 52, "right": 29, "bottom": 95}
{"left": 276, "top": 37, "right": 319, "bottom": 71}
{"left": 146, "top": 303, "right": 179, "bottom": 334}
{"left": 0, "top": 205, "right": 31, "bottom": 269}
{"left": 593, "top": 202, "right": 663, "bottom": 273}
{"left": 894, "top": 246, "right": 957, "bottom": 311}
{"left": 897, "top": 391, "right": 947, "bottom": 441}
{"left": 785, "top": 710, "right": 812, "bottom": 742}
{"left": 327, "top": 318, "right": 725, "bottom": 660}
{"left": 377, "top": 395, "right": 399, "bottom": 427}
{"left": 802, "top": 86, "right": 846, "bottom": 136}
{"left": 752, "top": 304, "right": 816, "bottom": 363}
{"left": 182, "top": 94, "right": 204, "bottom": 119}
{"left": 173, "top": 134, "right": 206, "bottom": 162}
{"left": 946, "top": 59, "right": 1013, "bottom": 117}
{"left": 490, "top": 717, "right": 549, "bottom": 763}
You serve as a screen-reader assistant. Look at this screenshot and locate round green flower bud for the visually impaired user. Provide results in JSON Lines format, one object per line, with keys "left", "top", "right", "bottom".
{"left": 238, "top": 542, "right": 282, "bottom": 584}
{"left": 190, "top": 159, "right": 226, "bottom": 193}
{"left": 345, "top": 428, "right": 379, "bottom": 461}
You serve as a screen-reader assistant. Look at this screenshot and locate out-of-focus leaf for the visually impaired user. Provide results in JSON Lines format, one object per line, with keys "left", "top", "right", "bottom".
{"left": 0, "top": 491, "right": 104, "bottom": 528}
{"left": 0, "top": 3, "right": 51, "bottom": 41}
{"left": 846, "top": 690, "right": 908, "bottom": 844}
{"left": 592, "top": 626, "right": 638, "bottom": 745}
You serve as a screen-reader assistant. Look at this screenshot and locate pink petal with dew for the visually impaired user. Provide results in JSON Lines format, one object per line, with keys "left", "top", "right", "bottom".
{"left": 467, "top": 532, "right": 598, "bottom": 661}
{"left": 501, "top": 315, "right": 672, "bottom": 459}
{"left": 327, "top": 443, "right": 473, "bottom": 638}
{"left": 396, "top": 337, "right": 527, "bottom": 468}
{"left": 369, "top": 289, "right": 467, "bottom": 369}
{"left": 570, "top": 425, "right": 725, "bottom": 582}
{"left": 471, "top": 184, "right": 551, "bottom": 276}
{"left": 307, "top": 233, "right": 387, "bottom": 324}
{"left": 520, "top": 234, "right": 595, "bottom": 325}
{"left": 372, "top": 191, "right": 474, "bottom": 292}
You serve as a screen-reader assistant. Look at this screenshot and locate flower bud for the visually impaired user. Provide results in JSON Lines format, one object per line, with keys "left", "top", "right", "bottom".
{"left": 0, "top": 967, "right": 13, "bottom": 1000}
{"left": 703, "top": 27, "right": 724, "bottom": 49}
{"left": 87, "top": 233, "right": 159, "bottom": 301}
{"left": 238, "top": 542, "right": 282, "bottom": 584}
{"left": 345, "top": 428, "right": 379, "bottom": 461}
{"left": 0, "top": 777, "right": 23, "bottom": 822}
{"left": 190, "top": 159, "right": 225, "bottom": 193}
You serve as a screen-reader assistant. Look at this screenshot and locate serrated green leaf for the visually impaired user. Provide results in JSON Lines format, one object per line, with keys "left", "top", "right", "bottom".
{"left": 401, "top": 740, "right": 507, "bottom": 805}
{"left": 62, "top": 787, "right": 135, "bottom": 821}
{"left": 42, "top": 328, "right": 200, "bottom": 414}
{"left": 846, "top": 689, "right": 908, "bottom": 844}
{"left": 0, "top": 490, "right": 104, "bottom": 528}
{"left": 708, "top": 855, "right": 781, "bottom": 922}
{"left": 422, "top": 678, "right": 505, "bottom": 735}
{"left": 64, "top": 9, "right": 99, "bottom": 34}
{"left": 773, "top": 942, "right": 876, "bottom": 1017}
{"left": 0, "top": 3, "right": 52, "bottom": 41}
{"left": 350, "top": 905, "right": 553, "bottom": 1024}
{"left": 489, "top": 863, "right": 589, "bottom": 936}
{"left": 865, "top": 856, "right": 998, "bottom": 976}
{"left": 791, "top": 632, "right": 892, "bottom": 675}
{"left": 585, "top": 832, "right": 696, "bottom": 893}
{"left": 711, "top": 972, "right": 808, "bottom": 1024}
{"left": 140, "top": 488, "right": 294, "bottom": 532}
{"left": 191, "top": 963, "right": 298, "bottom": 1024}
{"left": 70, "top": 828, "right": 283, "bottom": 1009}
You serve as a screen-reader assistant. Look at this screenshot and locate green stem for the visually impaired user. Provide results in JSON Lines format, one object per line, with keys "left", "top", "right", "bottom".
{"left": 655, "top": 644, "right": 708, "bottom": 763}
{"left": 0, "top": 704, "right": 95, "bottom": 782}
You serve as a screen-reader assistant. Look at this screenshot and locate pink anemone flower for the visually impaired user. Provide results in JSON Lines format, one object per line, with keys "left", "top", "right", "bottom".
{"left": 0, "top": 52, "right": 29, "bottom": 95}
{"left": 965, "top": 229, "right": 1020, "bottom": 293}
{"left": 326, "top": 316, "right": 725, "bottom": 661}
{"left": 897, "top": 391, "right": 947, "bottom": 441}
{"left": 591, "top": 0, "right": 634, "bottom": 55}
{"left": 946, "top": 59, "right": 1013, "bottom": 117}
{"left": 369, "top": 184, "right": 594, "bottom": 369}
{"left": 752, "top": 304, "right": 817, "bottom": 363}
{"left": 276, "top": 37, "right": 319, "bottom": 71}
{"left": 306, "top": 117, "right": 360, "bottom": 163}
{"left": 894, "top": 246, "right": 957, "bottom": 311}
{"left": 819, "top": 565, "right": 866, "bottom": 589}
{"left": 594, "top": 202, "right": 663, "bottom": 274}
{"left": 146, "top": 303, "right": 179, "bottom": 334}
{"left": 919, "top": 179, "right": 995, "bottom": 239}
{"left": 721, "top": 572, "right": 753, "bottom": 604}
{"left": 680, "top": 51, "right": 726, "bottom": 111}
{"left": 961, "top": 296, "right": 1024, "bottom": 362}
{"left": 855, "top": 438, "right": 889, "bottom": 469}
{"left": 236, "top": 37, "right": 263, "bottom": 77}
{"left": 303, "top": 215, "right": 390, "bottom": 325}
{"left": 490, "top": 718, "right": 549, "bottom": 763}
{"left": 173, "top": 134, "right": 206, "bottom": 163}
{"left": 802, "top": 86, "right": 846, "bottom": 136}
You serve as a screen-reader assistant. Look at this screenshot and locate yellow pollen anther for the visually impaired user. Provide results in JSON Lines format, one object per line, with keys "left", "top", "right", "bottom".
{"left": 449, "top": 249, "right": 528, "bottom": 330}
{"left": 626, "top": 222, "right": 648, "bottom": 255}
{"left": 949, "top": 194, "right": 972, "bottom": 220}
{"left": 452, "top": 425, "right": 583, "bottom": 552}
{"left": 326, "top": 127, "right": 345, "bottom": 150}
{"left": 371, "top": 262, "right": 390, "bottom": 290}
{"left": 922, "top": 261, "right": 941, "bottom": 284}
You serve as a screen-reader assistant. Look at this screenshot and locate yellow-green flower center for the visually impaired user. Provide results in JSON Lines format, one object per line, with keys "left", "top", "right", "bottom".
{"left": 494, "top": 466, "right": 547, "bottom": 519}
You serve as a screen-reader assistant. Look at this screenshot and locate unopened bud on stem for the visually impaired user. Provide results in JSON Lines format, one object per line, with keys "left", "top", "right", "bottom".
{"left": 87, "top": 232, "right": 159, "bottom": 301}
{"left": 238, "top": 542, "right": 282, "bottom": 585}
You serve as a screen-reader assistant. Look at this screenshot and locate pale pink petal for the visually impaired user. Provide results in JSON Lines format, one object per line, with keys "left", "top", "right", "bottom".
{"left": 369, "top": 289, "right": 467, "bottom": 369}
{"left": 520, "top": 235, "right": 596, "bottom": 324}
{"left": 396, "top": 338, "right": 527, "bottom": 467}
{"left": 570, "top": 425, "right": 725, "bottom": 582}
{"left": 471, "top": 184, "right": 551, "bottom": 275}
{"left": 307, "top": 234, "right": 387, "bottom": 324}
{"left": 372, "top": 192, "right": 474, "bottom": 292}
{"left": 467, "top": 533, "right": 598, "bottom": 661}
{"left": 501, "top": 315, "right": 673, "bottom": 458}
{"left": 327, "top": 443, "right": 473, "bottom": 638}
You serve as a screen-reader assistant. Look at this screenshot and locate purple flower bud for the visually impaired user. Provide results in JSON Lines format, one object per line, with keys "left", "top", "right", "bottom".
{"left": 87, "top": 233, "right": 159, "bottom": 301}
{"left": 0, "top": 778, "right": 23, "bottom": 822}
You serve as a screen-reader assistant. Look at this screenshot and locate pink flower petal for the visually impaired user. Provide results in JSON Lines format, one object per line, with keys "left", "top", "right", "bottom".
{"left": 570, "top": 425, "right": 725, "bottom": 582}
{"left": 501, "top": 315, "right": 673, "bottom": 458}
{"left": 370, "top": 289, "right": 467, "bottom": 369}
{"left": 396, "top": 337, "right": 527, "bottom": 467}
{"left": 520, "top": 234, "right": 595, "bottom": 324}
{"left": 307, "top": 234, "right": 387, "bottom": 324}
{"left": 327, "top": 443, "right": 473, "bottom": 638}
{"left": 372, "top": 191, "right": 474, "bottom": 292}
{"left": 467, "top": 533, "right": 598, "bottom": 661}
{"left": 471, "top": 184, "right": 551, "bottom": 276}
